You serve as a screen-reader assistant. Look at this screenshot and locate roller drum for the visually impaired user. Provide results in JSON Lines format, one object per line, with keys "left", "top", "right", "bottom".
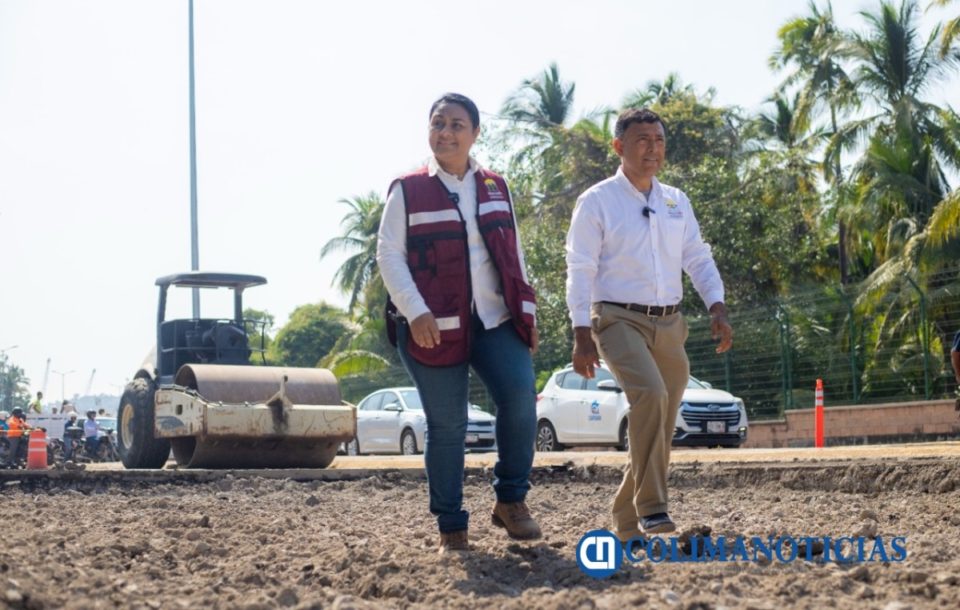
{"left": 175, "top": 364, "right": 341, "bottom": 405}
{"left": 170, "top": 364, "right": 344, "bottom": 469}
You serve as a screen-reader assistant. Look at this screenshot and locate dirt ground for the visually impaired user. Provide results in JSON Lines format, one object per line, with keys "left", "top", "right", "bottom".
{"left": 2, "top": 456, "right": 960, "bottom": 610}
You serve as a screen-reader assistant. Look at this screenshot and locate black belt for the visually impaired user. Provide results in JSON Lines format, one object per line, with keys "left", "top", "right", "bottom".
{"left": 601, "top": 301, "right": 681, "bottom": 316}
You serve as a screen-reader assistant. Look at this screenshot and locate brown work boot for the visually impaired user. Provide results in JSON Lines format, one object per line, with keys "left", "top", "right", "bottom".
{"left": 491, "top": 501, "right": 542, "bottom": 540}
{"left": 438, "top": 529, "right": 470, "bottom": 554}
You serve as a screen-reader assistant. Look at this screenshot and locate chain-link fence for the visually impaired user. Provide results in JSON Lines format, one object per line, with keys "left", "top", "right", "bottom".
{"left": 686, "top": 265, "right": 960, "bottom": 420}
{"left": 339, "top": 265, "right": 960, "bottom": 420}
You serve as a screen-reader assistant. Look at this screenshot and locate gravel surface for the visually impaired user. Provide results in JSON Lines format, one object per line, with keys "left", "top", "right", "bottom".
{"left": 1, "top": 459, "right": 959, "bottom": 609}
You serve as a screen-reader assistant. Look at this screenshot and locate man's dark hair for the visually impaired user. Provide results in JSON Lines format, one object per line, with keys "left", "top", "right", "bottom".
{"left": 429, "top": 93, "right": 480, "bottom": 129}
{"left": 614, "top": 108, "right": 665, "bottom": 139}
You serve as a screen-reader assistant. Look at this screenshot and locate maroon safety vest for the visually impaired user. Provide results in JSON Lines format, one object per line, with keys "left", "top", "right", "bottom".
{"left": 385, "top": 167, "right": 536, "bottom": 366}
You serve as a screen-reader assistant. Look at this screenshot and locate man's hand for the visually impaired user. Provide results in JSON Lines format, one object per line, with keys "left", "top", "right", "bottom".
{"left": 530, "top": 326, "right": 539, "bottom": 355}
{"left": 409, "top": 313, "right": 441, "bottom": 349}
{"left": 709, "top": 302, "right": 733, "bottom": 354}
{"left": 572, "top": 327, "right": 600, "bottom": 378}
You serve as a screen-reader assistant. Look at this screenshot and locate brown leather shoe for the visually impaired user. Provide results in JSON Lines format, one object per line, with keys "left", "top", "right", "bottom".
{"left": 438, "top": 529, "right": 469, "bottom": 554}
{"left": 491, "top": 501, "right": 542, "bottom": 540}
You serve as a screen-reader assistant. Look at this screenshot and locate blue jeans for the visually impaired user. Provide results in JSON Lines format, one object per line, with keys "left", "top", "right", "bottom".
{"left": 397, "top": 315, "right": 537, "bottom": 533}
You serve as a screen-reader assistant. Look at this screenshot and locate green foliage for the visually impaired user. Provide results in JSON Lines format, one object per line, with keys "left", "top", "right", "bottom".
{"left": 243, "top": 307, "right": 275, "bottom": 365}
{"left": 324, "top": 350, "right": 391, "bottom": 378}
{"left": 0, "top": 355, "right": 30, "bottom": 412}
{"left": 521, "top": 213, "right": 573, "bottom": 382}
{"left": 647, "top": 86, "right": 741, "bottom": 168}
{"left": 269, "top": 303, "right": 349, "bottom": 368}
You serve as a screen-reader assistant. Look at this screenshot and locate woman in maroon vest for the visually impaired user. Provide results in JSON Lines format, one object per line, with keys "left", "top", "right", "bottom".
{"left": 377, "top": 93, "right": 541, "bottom": 554}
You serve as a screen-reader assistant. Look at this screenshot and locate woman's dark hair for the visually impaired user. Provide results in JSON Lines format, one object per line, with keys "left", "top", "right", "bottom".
{"left": 614, "top": 108, "right": 666, "bottom": 139}
{"left": 429, "top": 93, "right": 480, "bottom": 129}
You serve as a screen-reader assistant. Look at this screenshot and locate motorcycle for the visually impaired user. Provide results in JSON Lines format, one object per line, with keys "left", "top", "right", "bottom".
{"left": 53, "top": 426, "right": 119, "bottom": 464}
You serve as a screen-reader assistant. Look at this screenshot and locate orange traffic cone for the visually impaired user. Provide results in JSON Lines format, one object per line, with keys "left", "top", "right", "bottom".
{"left": 27, "top": 429, "right": 48, "bottom": 470}
{"left": 814, "top": 379, "right": 825, "bottom": 449}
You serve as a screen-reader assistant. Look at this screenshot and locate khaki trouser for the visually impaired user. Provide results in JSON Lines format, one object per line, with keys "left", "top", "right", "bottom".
{"left": 590, "top": 302, "right": 689, "bottom": 540}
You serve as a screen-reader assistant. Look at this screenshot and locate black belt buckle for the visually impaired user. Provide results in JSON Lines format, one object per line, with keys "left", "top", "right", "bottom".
{"left": 604, "top": 301, "right": 679, "bottom": 316}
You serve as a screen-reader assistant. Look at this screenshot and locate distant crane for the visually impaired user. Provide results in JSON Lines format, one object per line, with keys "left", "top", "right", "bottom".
{"left": 41, "top": 358, "right": 51, "bottom": 395}
{"left": 85, "top": 369, "right": 96, "bottom": 396}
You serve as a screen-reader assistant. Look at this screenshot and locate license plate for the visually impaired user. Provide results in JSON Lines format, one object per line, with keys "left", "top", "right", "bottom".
{"left": 707, "top": 421, "right": 725, "bottom": 434}
{"left": 465, "top": 434, "right": 479, "bottom": 444}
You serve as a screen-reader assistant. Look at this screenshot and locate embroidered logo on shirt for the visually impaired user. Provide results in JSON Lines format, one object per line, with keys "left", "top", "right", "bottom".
{"left": 484, "top": 178, "right": 505, "bottom": 200}
{"left": 665, "top": 197, "right": 683, "bottom": 218}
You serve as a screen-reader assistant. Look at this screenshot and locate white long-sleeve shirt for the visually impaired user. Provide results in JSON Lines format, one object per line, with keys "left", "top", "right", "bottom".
{"left": 565, "top": 168, "right": 725, "bottom": 328}
{"left": 377, "top": 156, "right": 530, "bottom": 330}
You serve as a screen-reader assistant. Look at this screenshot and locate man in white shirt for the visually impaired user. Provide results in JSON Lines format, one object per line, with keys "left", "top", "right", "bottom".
{"left": 83, "top": 410, "right": 101, "bottom": 457}
{"left": 566, "top": 107, "right": 733, "bottom": 540}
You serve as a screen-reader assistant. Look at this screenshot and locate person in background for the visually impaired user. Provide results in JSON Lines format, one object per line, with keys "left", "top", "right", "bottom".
{"left": 62, "top": 413, "right": 80, "bottom": 460}
{"left": 28, "top": 391, "right": 43, "bottom": 415}
{"left": 0, "top": 411, "right": 8, "bottom": 434}
{"left": 5, "top": 408, "right": 30, "bottom": 467}
{"left": 83, "top": 410, "right": 101, "bottom": 457}
{"left": 377, "top": 93, "right": 541, "bottom": 554}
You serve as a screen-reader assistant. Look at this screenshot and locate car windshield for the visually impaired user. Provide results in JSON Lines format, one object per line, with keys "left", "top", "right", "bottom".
{"left": 401, "top": 391, "right": 423, "bottom": 410}
{"left": 97, "top": 417, "right": 117, "bottom": 430}
{"left": 686, "top": 377, "right": 709, "bottom": 389}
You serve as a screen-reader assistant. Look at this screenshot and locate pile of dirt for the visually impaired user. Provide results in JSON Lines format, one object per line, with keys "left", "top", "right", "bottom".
{"left": 1, "top": 460, "right": 958, "bottom": 609}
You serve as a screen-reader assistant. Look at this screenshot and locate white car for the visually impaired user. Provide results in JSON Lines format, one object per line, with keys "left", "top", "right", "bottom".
{"left": 346, "top": 387, "right": 497, "bottom": 455}
{"left": 536, "top": 364, "right": 748, "bottom": 451}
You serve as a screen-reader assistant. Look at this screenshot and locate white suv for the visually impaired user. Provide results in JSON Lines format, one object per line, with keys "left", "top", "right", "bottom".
{"left": 536, "top": 364, "right": 748, "bottom": 451}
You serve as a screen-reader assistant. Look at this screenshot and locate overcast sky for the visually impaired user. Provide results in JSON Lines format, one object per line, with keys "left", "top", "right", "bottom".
{"left": 1, "top": 0, "right": 957, "bottom": 402}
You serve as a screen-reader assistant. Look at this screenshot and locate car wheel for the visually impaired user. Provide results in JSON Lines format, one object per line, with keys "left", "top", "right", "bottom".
{"left": 400, "top": 429, "right": 418, "bottom": 455}
{"left": 347, "top": 438, "right": 360, "bottom": 456}
{"left": 618, "top": 419, "right": 630, "bottom": 452}
{"left": 536, "top": 420, "right": 563, "bottom": 452}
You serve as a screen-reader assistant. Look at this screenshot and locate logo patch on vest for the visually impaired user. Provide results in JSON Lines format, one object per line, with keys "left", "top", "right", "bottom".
{"left": 484, "top": 178, "right": 505, "bottom": 200}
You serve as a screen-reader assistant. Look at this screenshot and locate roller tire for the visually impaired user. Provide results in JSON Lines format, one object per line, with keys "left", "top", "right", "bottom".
{"left": 117, "top": 378, "right": 170, "bottom": 469}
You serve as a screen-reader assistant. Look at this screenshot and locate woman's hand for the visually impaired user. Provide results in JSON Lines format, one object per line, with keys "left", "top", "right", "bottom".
{"left": 530, "top": 326, "right": 539, "bottom": 355}
{"left": 410, "top": 313, "right": 441, "bottom": 349}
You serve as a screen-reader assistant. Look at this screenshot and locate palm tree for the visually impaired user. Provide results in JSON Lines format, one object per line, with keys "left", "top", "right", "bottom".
{"left": 833, "top": 0, "right": 960, "bottom": 273}
{"left": 838, "top": 0, "right": 958, "bottom": 167}
{"left": 622, "top": 73, "right": 703, "bottom": 109}
{"left": 771, "top": 0, "right": 857, "bottom": 282}
{"left": 499, "top": 63, "right": 589, "bottom": 214}
{"left": 501, "top": 62, "right": 575, "bottom": 129}
{"left": 929, "top": 0, "right": 960, "bottom": 57}
{"left": 319, "top": 192, "right": 384, "bottom": 313}
{"left": 748, "top": 92, "right": 828, "bottom": 153}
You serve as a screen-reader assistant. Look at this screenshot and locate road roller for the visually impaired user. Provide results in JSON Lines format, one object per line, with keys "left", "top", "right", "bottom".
{"left": 117, "top": 272, "right": 355, "bottom": 469}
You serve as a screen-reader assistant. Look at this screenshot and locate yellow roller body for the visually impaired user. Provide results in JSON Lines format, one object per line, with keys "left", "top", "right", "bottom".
{"left": 153, "top": 364, "right": 355, "bottom": 469}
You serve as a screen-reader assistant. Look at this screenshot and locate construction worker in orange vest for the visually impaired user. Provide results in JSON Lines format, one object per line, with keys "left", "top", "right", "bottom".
{"left": 5, "top": 408, "right": 30, "bottom": 467}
